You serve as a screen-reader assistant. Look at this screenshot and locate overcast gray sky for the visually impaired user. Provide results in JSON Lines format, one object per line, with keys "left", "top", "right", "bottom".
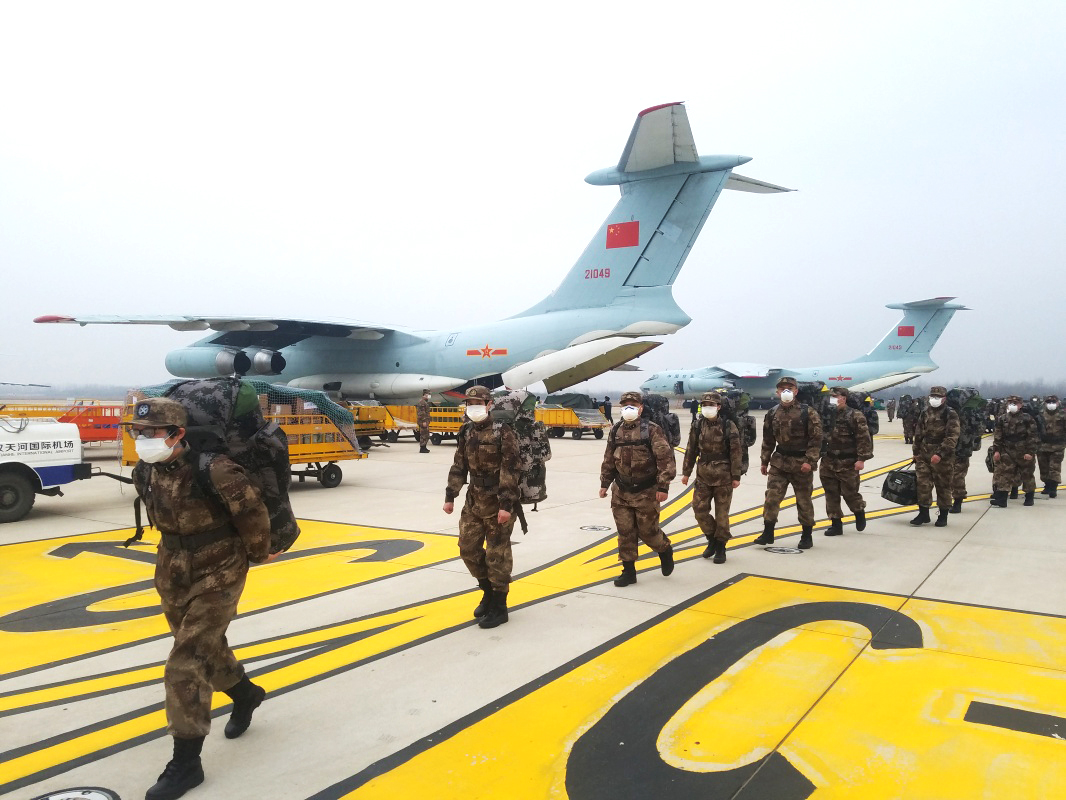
{"left": 2, "top": 1, "right": 1064, "bottom": 394}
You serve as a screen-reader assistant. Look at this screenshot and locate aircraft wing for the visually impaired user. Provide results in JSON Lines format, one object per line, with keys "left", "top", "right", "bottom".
{"left": 33, "top": 314, "right": 419, "bottom": 343}
{"left": 502, "top": 337, "right": 661, "bottom": 394}
{"left": 713, "top": 362, "right": 782, "bottom": 379}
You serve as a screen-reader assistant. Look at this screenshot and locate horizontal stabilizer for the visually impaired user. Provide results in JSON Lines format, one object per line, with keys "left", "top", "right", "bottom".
{"left": 502, "top": 337, "right": 660, "bottom": 394}
{"left": 725, "top": 174, "right": 795, "bottom": 194}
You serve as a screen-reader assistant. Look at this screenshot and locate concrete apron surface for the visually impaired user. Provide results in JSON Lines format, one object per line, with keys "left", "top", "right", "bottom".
{"left": 2, "top": 415, "right": 1065, "bottom": 799}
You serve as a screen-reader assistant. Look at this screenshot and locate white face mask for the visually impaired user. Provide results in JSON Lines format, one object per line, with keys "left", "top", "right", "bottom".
{"left": 465, "top": 404, "right": 489, "bottom": 422}
{"left": 1047, "top": 403, "right": 1058, "bottom": 411}
{"left": 833, "top": 397, "right": 845, "bottom": 408}
{"left": 701, "top": 406, "right": 718, "bottom": 419}
{"left": 779, "top": 390, "right": 794, "bottom": 404}
{"left": 621, "top": 406, "right": 640, "bottom": 422}
{"left": 135, "top": 436, "right": 178, "bottom": 464}
{"left": 928, "top": 397, "right": 943, "bottom": 408}
{"left": 1007, "top": 404, "right": 1019, "bottom": 414}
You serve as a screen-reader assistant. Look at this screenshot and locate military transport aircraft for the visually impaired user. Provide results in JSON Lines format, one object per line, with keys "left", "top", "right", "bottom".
{"left": 36, "top": 102, "right": 791, "bottom": 399}
{"left": 641, "top": 297, "right": 967, "bottom": 400}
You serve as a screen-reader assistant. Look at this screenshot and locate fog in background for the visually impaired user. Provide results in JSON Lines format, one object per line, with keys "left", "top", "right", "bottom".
{"left": 2, "top": 2, "right": 1064, "bottom": 398}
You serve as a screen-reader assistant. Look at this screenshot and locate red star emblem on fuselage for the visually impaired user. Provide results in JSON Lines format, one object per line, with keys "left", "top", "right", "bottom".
{"left": 479, "top": 344, "right": 493, "bottom": 359}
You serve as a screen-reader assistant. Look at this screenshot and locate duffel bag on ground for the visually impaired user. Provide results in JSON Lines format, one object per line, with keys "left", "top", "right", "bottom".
{"left": 882, "top": 462, "right": 918, "bottom": 506}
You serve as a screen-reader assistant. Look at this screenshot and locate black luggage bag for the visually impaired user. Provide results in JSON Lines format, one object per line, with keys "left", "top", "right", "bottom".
{"left": 881, "top": 462, "right": 918, "bottom": 506}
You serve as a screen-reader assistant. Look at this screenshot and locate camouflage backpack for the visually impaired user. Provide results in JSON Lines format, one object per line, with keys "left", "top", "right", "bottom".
{"left": 719, "top": 389, "right": 757, "bottom": 448}
{"left": 641, "top": 393, "right": 681, "bottom": 447}
{"left": 131, "top": 377, "right": 299, "bottom": 554}
{"left": 848, "top": 392, "right": 880, "bottom": 436}
{"left": 947, "top": 387, "right": 987, "bottom": 456}
{"left": 489, "top": 391, "right": 552, "bottom": 533}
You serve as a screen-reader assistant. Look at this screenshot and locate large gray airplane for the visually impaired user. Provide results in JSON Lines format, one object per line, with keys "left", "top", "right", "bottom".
{"left": 641, "top": 297, "right": 968, "bottom": 400}
{"left": 36, "top": 103, "right": 791, "bottom": 400}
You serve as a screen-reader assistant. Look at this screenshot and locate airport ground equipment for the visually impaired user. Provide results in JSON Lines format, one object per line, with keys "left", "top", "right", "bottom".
{"left": 386, "top": 405, "right": 465, "bottom": 446}
{"left": 121, "top": 383, "right": 365, "bottom": 488}
{"left": 537, "top": 405, "right": 611, "bottom": 439}
{"left": 0, "top": 416, "right": 93, "bottom": 522}
{"left": 0, "top": 400, "right": 125, "bottom": 443}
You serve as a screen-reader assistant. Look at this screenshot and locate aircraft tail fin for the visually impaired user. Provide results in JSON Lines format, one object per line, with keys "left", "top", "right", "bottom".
{"left": 512, "top": 102, "right": 790, "bottom": 324}
{"left": 851, "top": 297, "right": 968, "bottom": 363}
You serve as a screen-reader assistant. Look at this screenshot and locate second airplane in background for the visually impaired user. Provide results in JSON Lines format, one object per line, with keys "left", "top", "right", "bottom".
{"left": 641, "top": 297, "right": 968, "bottom": 400}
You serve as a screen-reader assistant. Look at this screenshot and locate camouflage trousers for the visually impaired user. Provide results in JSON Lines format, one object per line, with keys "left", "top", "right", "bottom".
{"left": 692, "top": 480, "right": 733, "bottom": 543}
{"left": 1038, "top": 447, "right": 1064, "bottom": 484}
{"left": 458, "top": 504, "right": 515, "bottom": 593}
{"left": 763, "top": 463, "right": 816, "bottom": 527}
{"left": 915, "top": 456, "right": 954, "bottom": 510}
{"left": 611, "top": 486, "right": 671, "bottom": 562}
{"left": 818, "top": 458, "right": 865, "bottom": 519}
{"left": 418, "top": 420, "right": 430, "bottom": 447}
{"left": 902, "top": 417, "right": 916, "bottom": 440}
{"left": 952, "top": 455, "right": 971, "bottom": 500}
{"left": 156, "top": 540, "right": 248, "bottom": 738}
{"left": 993, "top": 449, "right": 1037, "bottom": 493}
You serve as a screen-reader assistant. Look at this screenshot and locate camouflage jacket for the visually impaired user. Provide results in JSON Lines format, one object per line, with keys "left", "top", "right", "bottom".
{"left": 137, "top": 448, "right": 271, "bottom": 563}
{"left": 993, "top": 412, "right": 1039, "bottom": 455}
{"left": 821, "top": 407, "right": 874, "bottom": 462}
{"left": 682, "top": 416, "right": 742, "bottom": 485}
{"left": 445, "top": 418, "right": 520, "bottom": 513}
{"left": 761, "top": 403, "right": 823, "bottom": 468}
{"left": 1039, "top": 409, "right": 1066, "bottom": 451}
{"left": 417, "top": 397, "right": 430, "bottom": 426}
{"left": 600, "top": 419, "right": 676, "bottom": 493}
{"left": 913, "top": 406, "right": 960, "bottom": 460}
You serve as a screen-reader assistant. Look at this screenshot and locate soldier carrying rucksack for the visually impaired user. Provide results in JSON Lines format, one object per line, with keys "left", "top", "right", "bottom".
{"left": 946, "top": 386, "right": 986, "bottom": 512}
{"left": 640, "top": 392, "right": 681, "bottom": 448}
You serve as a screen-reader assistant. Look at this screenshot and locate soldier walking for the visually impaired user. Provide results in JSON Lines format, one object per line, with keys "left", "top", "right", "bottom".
{"left": 948, "top": 387, "right": 986, "bottom": 513}
{"left": 819, "top": 388, "right": 874, "bottom": 536}
{"left": 1038, "top": 394, "right": 1065, "bottom": 497}
{"left": 598, "top": 391, "right": 676, "bottom": 586}
{"left": 911, "top": 386, "right": 959, "bottom": 526}
{"left": 123, "top": 398, "right": 273, "bottom": 800}
{"left": 989, "top": 395, "right": 1039, "bottom": 507}
{"left": 901, "top": 394, "right": 920, "bottom": 444}
{"left": 417, "top": 390, "right": 432, "bottom": 453}
{"left": 756, "top": 377, "right": 823, "bottom": 550}
{"left": 681, "top": 392, "right": 742, "bottom": 564}
{"left": 602, "top": 395, "right": 613, "bottom": 423}
{"left": 443, "top": 386, "right": 520, "bottom": 628}
{"left": 887, "top": 398, "right": 897, "bottom": 422}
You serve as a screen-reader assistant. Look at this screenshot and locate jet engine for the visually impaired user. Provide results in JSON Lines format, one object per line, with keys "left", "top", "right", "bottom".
{"left": 164, "top": 346, "right": 253, "bottom": 377}
{"left": 246, "top": 349, "right": 286, "bottom": 376}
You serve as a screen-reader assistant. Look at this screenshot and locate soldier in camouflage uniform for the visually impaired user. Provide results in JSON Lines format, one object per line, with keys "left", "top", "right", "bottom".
{"left": 1038, "top": 394, "right": 1064, "bottom": 498}
{"left": 681, "top": 392, "right": 742, "bottom": 564}
{"left": 887, "top": 398, "right": 897, "bottom": 422}
{"left": 989, "top": 394, "right": 1039, "bottom": 507}
{"left": 599, "top": 390, "right": 676, "bottom": 586}
{"left": 911, "top": 386, "right": 960, "bottom": 526}
{"left": 756, "top": 377, "right": 823, "bottom": 550}
{"left": 947, "top": 387, "right": 986, "bottom": 513}
{"left": 491, "top": 390, "right": 552, "bottom": 533}
{"left": 819, "top": 387, "right": 874, "bottom": 537}
{"left": 901, "top": 394, "right": 920, "bottom": 444}
{"left": 443, "top": 386, "right": 520, "bottom": 628}
{"left": 417, "top": 390, "right": 431, "bottom": 453}
{"left": 123, "top": 398, "right": 273, "bottom": 800}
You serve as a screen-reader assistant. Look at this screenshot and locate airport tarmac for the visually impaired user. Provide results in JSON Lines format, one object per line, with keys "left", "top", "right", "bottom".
{"left": 2, "top": 415, "right": 1065, "bottom": 799}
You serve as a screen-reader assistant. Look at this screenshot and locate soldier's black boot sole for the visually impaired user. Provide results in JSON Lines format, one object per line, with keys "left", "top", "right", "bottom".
{"left": 224, "top": 680, "right": 265, "bottom": 739}
{"left": 798, "top": 527, "right": 814, "bottom": 549}
{"left": 659, "top": 545, "right": 674, "bottom": 576}
{"left": 950, "top": 498, "right": 963, "bottom": 513}
{"left": 989, "top": 491, "right": 1008, "bottom": 507}
{"left": 854, "top": 509, "right": 867, "bottom": 531}
{"left": 712, "top": 541, "right": 727, "bottom": 564}
{"left": 613, "top": 562, "right": 637, "bottom": 587}
{"left": 934, "top": 512, "right": 948, "bottom": 527}
{"left": 478, "top": 591, "right": 509, "bottom": 628}
{"left": 910, "top": 507, "right": 931, "bottom": 525}
{"left": 825, "top": 519, "right": 843, "bottom": 536}
{"left": 1024, "top": 492, "right": 1035, "bottom": 506}
{"left": 754, "top": 522, "right": 775, "bottom": 545}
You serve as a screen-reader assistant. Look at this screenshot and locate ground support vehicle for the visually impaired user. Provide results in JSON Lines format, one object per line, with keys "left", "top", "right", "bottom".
{"left": 0, "top": 417, "right": 93, "bottom": 522}
{"left": 537, "top": 406, "right": 611, "bottom": 439}
{"left": 0, "top": 401, "right": 125, "bottom": 444}
{"left": 122, "top": 383, "right": 366, "bottom": 488}
{"left": 345, "top": 402, "right": 395, "bottom": 448}
{"left": 387, "top": 405, "right": 465, "bottom": 446}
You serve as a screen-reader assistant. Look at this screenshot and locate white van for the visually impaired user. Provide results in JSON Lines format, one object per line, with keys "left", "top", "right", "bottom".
{"left": 0, "top": 416, "right": 92, "bottom": 522}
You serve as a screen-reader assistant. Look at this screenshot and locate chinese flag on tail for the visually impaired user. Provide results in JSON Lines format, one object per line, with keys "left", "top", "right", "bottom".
{"left": 898, "top": 325, "right": 915, "bottom": 336}
{"left": 606, "top": 221, "right": 639, "bottom": 249}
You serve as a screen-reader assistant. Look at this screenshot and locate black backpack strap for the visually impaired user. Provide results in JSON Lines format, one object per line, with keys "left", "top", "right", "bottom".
{"left": 124, "top": 496, "right": 146, "bottom": 547}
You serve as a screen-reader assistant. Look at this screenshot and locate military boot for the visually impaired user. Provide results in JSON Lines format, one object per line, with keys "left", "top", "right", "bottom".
{"left": 613, "top": 561, "right": 637, "bottom": 587}
{"left": 989, "top": 490, "right": 1008, "bottom": 508}
{"left": 754, "top": 521, "right": 775, "bottom": 545}
{"left": 1009, "top": 486, "right": 1019, "bottom": 499}
{"left": 1050, "top": 483, "right": 1059, "bottom": 498}
{"left": 472, "top": 578, "right": 493, "bottom": 619}
{"left": 1040, "top": 483, "right": 1049, "bottom": 495}
{"left": 712, "top": 540, "right": 727, "bottom": 564}
{"left": 934, "top": 510, "right": 949, "bottom": 527}
{"left": 146, "top": 736, "right": 205, "bottom": 800}
{"left": 224, "top": 675, "right": 266, "bottom": 739}
{"left": 1023, "top": 492, "right": 1035, "bottom": 506}
{"left": 419, "top": 445, "right": 430, "bottom": 454}
{"left": 854, "top": 509, "right": 867, "bottom": 532}
{"left": 910, "top": 506, "right": 931, "bottom": 525}
{"left": 478, "top": 591, "right": 509, "bottom": 629}
{"left": 950, "top": 497, "right": 963, "bottom": 514}
{"left": 825, "top": 519, "right": 843, "bottom": 536}
{"left": 798, "top": 526, "right": 814, "bottom": 550}
{"left": 702, "top": 538, "right": 715, "bottom": 559}
{"left": 659, "top": 545, "right": 675, "bottom": 576}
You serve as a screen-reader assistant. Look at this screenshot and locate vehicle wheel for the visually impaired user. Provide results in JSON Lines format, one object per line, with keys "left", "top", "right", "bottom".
{"left": 550, "top": 427, "right": 564, "bottom": 438}
{"left": 571, "top": 430, "right": 583, "bottom": 439}
{"left": 319, "top": 463, "right": 343, "bottom": 489}
{"left": 357, "top": 436, "right": 373, "bottom": 450}
{"left": 594, "top": 429, "right": 604, "bottom": 439}
{"left": 378, "top": 433, "right": 388, "bottom": 441}
{"left": 0, "top": 473, "right": 35, "bottom": 523}
{"left": 386, "top": 430, "right": 399, "bottom": 443}
{"left": 430, "top": 433, "right": 443, "bottom": 446}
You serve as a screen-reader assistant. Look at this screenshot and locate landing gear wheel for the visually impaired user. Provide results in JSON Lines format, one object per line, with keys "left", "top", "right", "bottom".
{"left": 0, "top": 473, "right": 35, "bottom": 523}
{"left": 319, "top": 463, "right": 343, "bottom": 489}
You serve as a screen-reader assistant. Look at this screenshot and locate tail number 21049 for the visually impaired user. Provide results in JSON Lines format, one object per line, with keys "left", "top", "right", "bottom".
{"left": 585, "top": 268, "right": 611, "bottom": 279}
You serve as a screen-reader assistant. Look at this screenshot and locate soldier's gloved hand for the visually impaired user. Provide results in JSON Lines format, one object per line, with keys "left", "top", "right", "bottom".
{"left": 931, "top": 454, "right": 941, "bottom": 465}
{"left": 855, "top": 461, "right": 865, "bottom": 471}
{"left": 681, "top": 475, "right": 689, "bottom": 485}
{"left": 497, "top": 509, "right": 512, "bottom": 525}
{"left": 598, "top": 488, "right": 608, "bottom": 498}
{"left": 443, "top": 501, "right": 454, "bottom": 514}
{"left": 800, "top": 462, "right": 812, "bottom": 473}
{"left": 655, "top": 491, "right": 668, "bottom": 502}
{"left": 993, "top": 452, "right": 1000, "bottom": 462}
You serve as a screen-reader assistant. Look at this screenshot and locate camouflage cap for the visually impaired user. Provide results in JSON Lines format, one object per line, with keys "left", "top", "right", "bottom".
{"left": 929, "top": 386, "right": 948, "bottom": 397}
{"left": 619, "top": 391, "right": 644, "bottom": 405}
{"left": 776, "top": 376, "right": 799, "bottom": 390}
{"left": 830, "top": 386, "right": 850, "bottom": 398}
{"left": 125, "top": 397, "right": 187, "bottom": 428}
{"left": 1045, "top": 395, "right": 1059, "bottom": 403}
{"left": 464, "top": 386, "right": 492, "bottom": 402}
{"left": 700, "top": 391, "right": 722, "bottom": 405}
{"left": 1006, "top": 394, "right": 1023, "bottom": 404}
